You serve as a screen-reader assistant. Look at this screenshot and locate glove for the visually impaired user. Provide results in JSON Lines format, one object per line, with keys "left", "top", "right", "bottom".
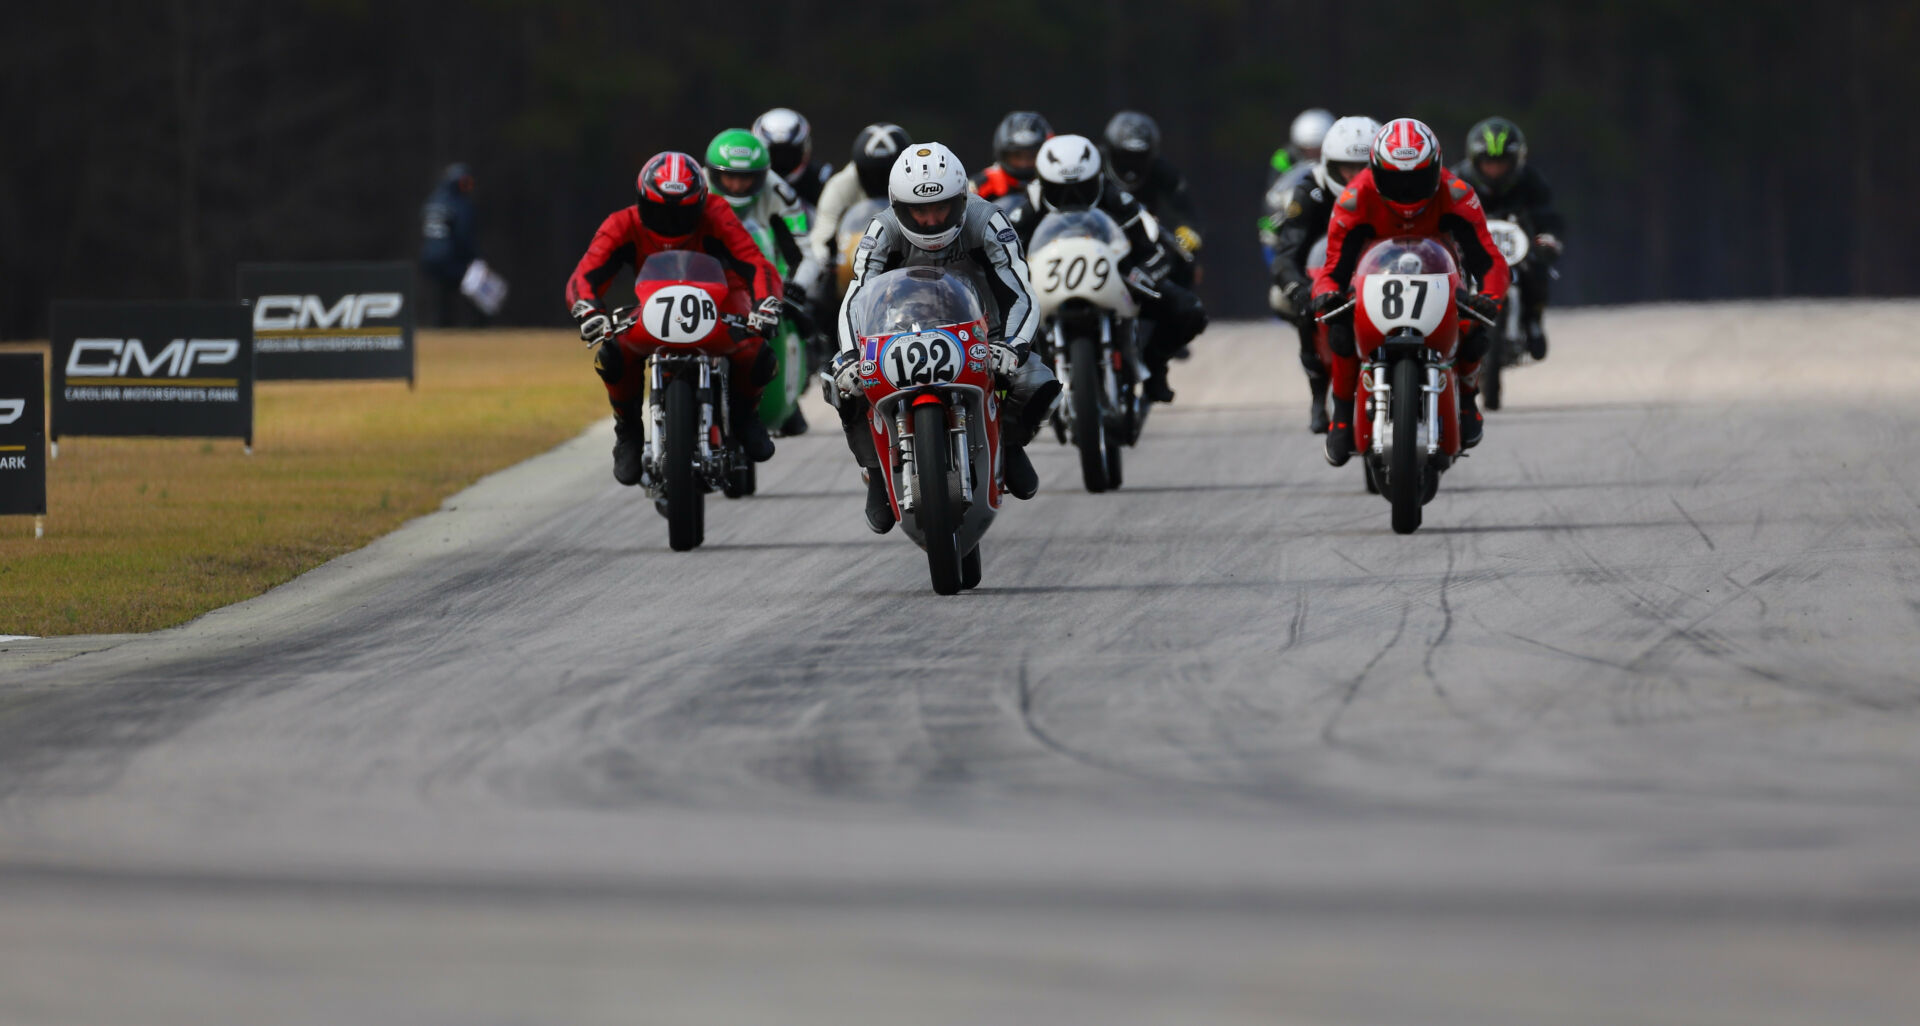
{"left": 1140, "top": 245, "right": 1173, "bottom": 281}
{"left": 1461, "top": 291, "right": 1503, "bottom": 321}
{"left": 1123, "top": 265, "right": 1163, "bottom": 300}
{"left": 1279, "top": 280, "right": 1308, "bottom": 310}
{"left": 1533, "top": 233, "right": 1562, "bottom": 264}
{"left": 830, "top": 350, "right": 865, "bottom": 398}
{"left": 990, "top": 342, "right": 1027, "bottom": 378}
{"left": 1172, "top": 225, "right": 1202, "bottom": 255}
{"left": 1309, "top": 290, "right": 1353, "bottom": 322}
{"left": 748, "top": 296, "right": 782, "bottom": 336}
{"left": 572, "top": 299, "right": 612, "bottom": 344}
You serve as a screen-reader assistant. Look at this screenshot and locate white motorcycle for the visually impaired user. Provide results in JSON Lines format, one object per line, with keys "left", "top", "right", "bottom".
{"left": 1480, "top": 218, "right": 1530, "bottom": 411}
{"left": 1028, "top": 209, "right": 1143, "bottom": 493}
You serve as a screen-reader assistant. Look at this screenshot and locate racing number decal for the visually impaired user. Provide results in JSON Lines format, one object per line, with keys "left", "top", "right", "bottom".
{"left": 882, "top": 331, "right": 961, "bottom": 386}
{"left": 1043, "top": 256, "right": 1111, "bottom": 293}
{"left": 1361, "top": 274, "right": 1452, "bottom": 335}
{"left": 1378, "top": 278, "right": 1429, "bottom": 320}
{"left": 646, "top": 285, "right": 719, "bottom": 343}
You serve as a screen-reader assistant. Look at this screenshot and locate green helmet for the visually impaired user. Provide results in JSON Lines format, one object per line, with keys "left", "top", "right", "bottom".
{"left": 704, "top": 129, "right": 770, "bottom": 209}
{"left": 1465, "top": 116, "right": 1527, "bottom": 192}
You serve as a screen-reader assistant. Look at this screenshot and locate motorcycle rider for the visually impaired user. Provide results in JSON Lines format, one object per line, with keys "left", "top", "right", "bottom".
{"left": 1452, "top": 116, "right": 1564, "bottom": 360}
{"left": 1310, "top": 118, "right": 1508, "bottom": 465}
{"left": 566, "top": 151, "right": 786, "bottom": 486}
{"left": 1269, "top": 115, "right": 1380, "bottom": 434}
{"left": 805, "top": 123, "right": 911, "bottom": 291}
{"left": 1268, "top": 107, "right": 1334, "bottom": 184}
{"left": 831, "top": 142, "right": 1061, "bottom": 534}
{"left": 971, "top": 111, "right": 1051, "bottom": 201}
{"left": 751, "top": 107, "right": 832, "bottom": 209}
{"left": 1002, "top": 134, "right": 1209, "bottom": 404}
{"left": 1101, "top": 111, "right": 1203, "bottom": 287}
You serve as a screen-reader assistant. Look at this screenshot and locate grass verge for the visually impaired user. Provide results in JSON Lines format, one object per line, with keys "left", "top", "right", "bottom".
{"left": 0, "top": 330, "right": 604, "bottom": 636}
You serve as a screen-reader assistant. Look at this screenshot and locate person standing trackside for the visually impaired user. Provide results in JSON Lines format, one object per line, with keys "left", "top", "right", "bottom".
{"left": 420, "top": 163, "right": 481, "bottom": 326}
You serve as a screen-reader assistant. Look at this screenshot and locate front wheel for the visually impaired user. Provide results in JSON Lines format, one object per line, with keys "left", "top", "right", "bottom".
{"left": 663, "top": 373, "right": 705, "bottom": 551}
{"left": 1388, "top": 357, "right": 1423, "bottom": 535}
{"left": 913, "top": 402, "right": 963, "bottom": 595}
{"left": 1069, "top": 334, "right": 1109, "bottom": 493}
{"left": 961, "top": 544, "right": 982, "bottom": 590}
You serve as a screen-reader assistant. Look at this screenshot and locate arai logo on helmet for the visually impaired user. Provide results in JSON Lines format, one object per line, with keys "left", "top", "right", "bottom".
{"left": 911, "top": 182, "right": 945, "bottom": 198}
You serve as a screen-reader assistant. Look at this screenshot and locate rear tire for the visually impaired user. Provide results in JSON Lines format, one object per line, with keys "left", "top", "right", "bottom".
{"left": 664, "top": 373, "right": 705, "bottom": 551}
{"left": 1389, "top": 358, "right": 1423, "bottom": 535}
{"left": 1069, "top": 335, "right": 1109, "bottom": 493}
{"left": 913, "top": 403, "right": 963, "bottom": 595}
{"left": 961, "top": 544, "right": 982, "bottom": 590}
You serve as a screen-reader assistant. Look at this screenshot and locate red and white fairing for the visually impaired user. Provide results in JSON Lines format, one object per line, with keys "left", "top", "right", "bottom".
{"left": 1350, "top": 236, "right": 1465, "bottom": 457}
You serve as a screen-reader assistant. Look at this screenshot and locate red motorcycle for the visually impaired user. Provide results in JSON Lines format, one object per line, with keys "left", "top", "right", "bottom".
{"left": 1319, "top": 236, "right": 1494, "bottom": 534}
{"left": 594, "top": 250, "right": 760, "bottom": 551}
{"left": 843, "top": 267, "right": 1003, "bottom": 594}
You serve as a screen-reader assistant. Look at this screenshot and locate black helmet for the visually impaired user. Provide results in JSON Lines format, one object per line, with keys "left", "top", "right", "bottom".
{"left": 1101, "top": 111, "right": 1160, "bottom": 189}
{"left": 991, "top": 111, "right": 1052, "bottom": 183}
{"left": 851, "top": 123, "right": 911, "bottom": 197}
{"left": 1464, "top": 116, "right": 1528, "bottom": 194}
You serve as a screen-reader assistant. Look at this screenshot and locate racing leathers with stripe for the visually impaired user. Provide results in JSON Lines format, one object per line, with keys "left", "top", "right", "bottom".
{"left": 1267, "top": 163, "right": 1341, "bottom": 387}
{"left": 833, "top": 195, "right": 1056, "bottom": 469}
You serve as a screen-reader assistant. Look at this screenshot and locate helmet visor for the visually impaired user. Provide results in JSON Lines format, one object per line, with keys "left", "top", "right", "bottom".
{"left": 1373, "top": 163, "right": 1440, "bottom": 207}
{"left": 640, "top": 197, "right": 704, "bottom": 238}
{"left": 891, "top": 196, "right": 966, "bottom": 239}
{"left": 766, "top": 142, "right": 806, "bottom": 178}
{"left": 712, "top": 168, "right": 767, "bottom": 199}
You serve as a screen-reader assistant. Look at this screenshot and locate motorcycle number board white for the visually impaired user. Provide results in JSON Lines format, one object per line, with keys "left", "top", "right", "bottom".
{"left": 1361, "top": 273, "right": 1453, "bottom": 336}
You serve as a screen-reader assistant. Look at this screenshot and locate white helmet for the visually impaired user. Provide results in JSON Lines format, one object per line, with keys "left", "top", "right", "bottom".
{"left": 889, "top": 142, "right": 969, "bottom": 251}
{"left": 1289, "top": 108, "right": 1336, "bottom": 157}
{"left": 1035, "top": 134, "right": 1104, "bottom": 211}
{"left": 1313, "top": 115, "right": 1381, "bottom": 192}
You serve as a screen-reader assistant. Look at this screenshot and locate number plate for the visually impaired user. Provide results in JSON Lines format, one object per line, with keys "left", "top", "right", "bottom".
{"left": 1361, "top": 273, "right": 1452, "bottom": 336}
{"left": 880, "top": 329, "right": 965, "bottom": 387}
{"left": 645, "top": 284, "right": 720, "bottom": 344}
{"left": 1485, "top": 219, "right": 1530, "bottom": 266}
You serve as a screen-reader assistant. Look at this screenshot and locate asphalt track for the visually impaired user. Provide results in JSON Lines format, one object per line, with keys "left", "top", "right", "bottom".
{"left": 3, "top": 302, "right": 1920, "bottom": 1025}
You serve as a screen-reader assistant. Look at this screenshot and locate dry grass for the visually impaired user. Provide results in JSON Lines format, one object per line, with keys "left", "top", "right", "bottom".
{"left": 0, "top": 330, "right": 605, "bottom": 636}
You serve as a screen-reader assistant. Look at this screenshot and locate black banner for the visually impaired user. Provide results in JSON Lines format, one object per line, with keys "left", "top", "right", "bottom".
{"left": 0, "top": 352, "right": 47, "bottom": 516}
{"left": 237, "top": 262, "right": 414, "bottom": 383}
{"left": 51, "top": 301, "right": 253, "bottom": 445}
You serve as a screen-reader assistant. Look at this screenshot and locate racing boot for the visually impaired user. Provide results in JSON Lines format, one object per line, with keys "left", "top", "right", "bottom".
{"left": 1323, "top": 397, "right": 1355, "bottom": 467}
{"left": 1525, "top": 316, "right": 1548, "bottom": 361}
{"left": 1459, "top": 387, "right": 1484, "bottom": 449}
{"left": 733, "top": 400, "right": 776, "bottom": 463}
{"left": 864, "top": 470, "right": 895, "bottom": 535}
{"left": 1143, "top": 362, "right": 1176, "bottom": 404}
{"left": 780, "top": 406, "right": 809, "bottom": 437}
{"left": 610, "top": 401, "right": 647, "bottom": 487}
{"left": 1003, "top": 442, "right": 1039, "bottom": 500}
{"left": 1307, "top": 374, "right": 1331, "bottom": 434}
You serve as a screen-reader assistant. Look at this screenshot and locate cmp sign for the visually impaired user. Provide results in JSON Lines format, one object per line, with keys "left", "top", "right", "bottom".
{"left": 237, "top": 262, "right": 415, "bottom": 384}
{"left": 51, "top": 301, "right": 253, "bottom": 446}
{"left": 0, "top": 352, "right": 47, "bottom": 517}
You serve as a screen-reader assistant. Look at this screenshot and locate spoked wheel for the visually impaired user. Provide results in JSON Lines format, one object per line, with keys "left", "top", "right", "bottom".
{"left": 1388, "top": 358, "right": 1424, "bottom": 535}
{"left": 663, "top": 373, "right": 705, "bottom": 551}
{"left": 913, "top": 402, "right": 963, "bottom": 595}
{"left": 1068, "top": 335, "right": 1109, "bottom": 493}
{"left": 960, "top": 544, "right": 982, "bottom": 590}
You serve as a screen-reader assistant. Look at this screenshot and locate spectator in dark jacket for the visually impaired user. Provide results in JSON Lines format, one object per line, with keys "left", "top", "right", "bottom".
{"left": 420, "top": 163, "right": 480, "bottom": 326}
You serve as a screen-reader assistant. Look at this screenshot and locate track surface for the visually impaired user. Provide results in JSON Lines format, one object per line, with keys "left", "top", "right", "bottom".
{"left": 4, "top": 303, "right": 1920, "bottom": 1024}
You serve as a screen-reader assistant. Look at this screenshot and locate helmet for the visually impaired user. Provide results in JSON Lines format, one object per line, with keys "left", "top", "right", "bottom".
{"left": 1464, "top": 116, "right": 1528, "bottom": 194}
{"left": 889, "top": 143, "right": 969, "bottom": 251}
{"left": 636, "top": 151, "right": 707, "bottom": 239}
{"left": 852, "top": 123, "right": 912, "bottom": 197}
{"left": 751, "top": 107, "right": 812, "bottom": 182}
{"left": 1314, "top": 115, "right": 1380, "bottom": 191}
{"left": 1102, "top": 110, "right": 1160, "bottom": 189}
{"left": 991, "top": 111, "right": 1052, "bottom": 183}
{"left": 704, "top": 129, "right": 770, "bottom": 210}
{"left": 1289, "top": 108, "right": 1336, "bottom": 158}
{"left": 1369, "top": 118, "right": 1443, "bottom": 214}
{"left": 1035, "top": 134, "right": 1104, "bottom": 211}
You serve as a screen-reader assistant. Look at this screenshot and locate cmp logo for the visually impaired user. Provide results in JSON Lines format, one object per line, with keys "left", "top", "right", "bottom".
{"left": 254, "top": 293, "right": 403, "bottom": 331}
{"left": 66, "top": 339, "right": 240, "bottom": 379}
{"left": 0, "top": 398, "right": 22, "bottom": 425}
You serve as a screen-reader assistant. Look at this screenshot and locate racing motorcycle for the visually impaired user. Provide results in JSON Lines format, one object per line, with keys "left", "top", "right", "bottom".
{"left": 1028, "top": 209, "right": 1143, "bottom": 492}
{"left": 737, "top": 214, "right": 811, "bottom": 440}
{"left": 592, "top": 250, "right": 762, "bottom": 551}
{"left": 1479, "top": 218, "right": 1531, "bottom": 411}
{"left": 1318, "top": 236, "right": 1495, "bottom": 534}
{"left": 845, "top": 267, "right": 1004, "bottom": 595}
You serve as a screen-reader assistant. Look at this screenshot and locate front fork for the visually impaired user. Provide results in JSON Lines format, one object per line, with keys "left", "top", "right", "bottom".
{"left": 1365, "top": 357, "right": 1451, "bottom": 459}
{"left": 890, "top": 397, "right": 973, "bottom": 515}
{"left": 645, "top": 356, "right": 729, "bottom": 475}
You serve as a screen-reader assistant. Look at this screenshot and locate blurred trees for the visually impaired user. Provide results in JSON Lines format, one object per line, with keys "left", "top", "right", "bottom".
{"left": 1, "top": 0, "right": 1912, "bottom": 337}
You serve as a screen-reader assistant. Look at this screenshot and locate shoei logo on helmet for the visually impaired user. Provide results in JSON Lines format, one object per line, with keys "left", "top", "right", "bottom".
{"left": 724, "top": 145, "right": 756, "bottom": 161}
{"left": 1391, "top": 146, "right": 1419, "bottom": 161}
{"left": 658, "top": 179, "right": 688, "bottom": 195}
{"left": 912, "top": 181, "right": 945, "bottom": 198}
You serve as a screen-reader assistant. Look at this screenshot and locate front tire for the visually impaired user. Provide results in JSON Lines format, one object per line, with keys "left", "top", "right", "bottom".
{"left": 913, "top": 403, "right": 963, "bottom": 595}
{"left": 1389, "top": 358, "right": 1423, "bottom": 535}
{"left": 663, "top": 372, "right": 705, "bottom": 551}
{"left": 961, "top": 544, "right": 982, "bottom": 590}
{"left": 1069, "top": 334, "right": 1109, "bottom": 493}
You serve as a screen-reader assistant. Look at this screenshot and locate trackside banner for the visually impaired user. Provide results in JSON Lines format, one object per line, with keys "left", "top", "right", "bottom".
{"left": 51, "top": 301, "right": 253, "bottom": 445}
{"left": 237, "top": 262, "right": 415, "bottom": 383}
{"left": 0, "top": 352, "right": 47, "bottom": 516}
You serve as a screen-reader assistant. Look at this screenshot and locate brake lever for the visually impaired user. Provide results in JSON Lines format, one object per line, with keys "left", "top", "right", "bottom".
{"left": 1313, "top": 297, "right": 1357, "bottom": 324}
{"left": 1455, "top": 298, "right": 1498, "bottom": 327}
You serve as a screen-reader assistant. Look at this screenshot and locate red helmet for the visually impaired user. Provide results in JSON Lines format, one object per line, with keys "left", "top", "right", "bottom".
{"left": 636, "top": 151, "right": 707, "bottom": 239}
{"left": 1369, "top": 118, "right": 1442, "bottom": 215}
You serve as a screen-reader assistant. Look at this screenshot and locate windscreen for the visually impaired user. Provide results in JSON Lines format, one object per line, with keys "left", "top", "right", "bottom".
{"left": 638, "top": 250, "right": 727, "bottom": 285}
{"left": 848, "top": 268, "right": 986, "bottom": 337}
{"left": 1029, "top": 209, "right": 1128, "bottom": 254}
{"left": 1352, "top": 236, "right": 1457, "bottom": 278}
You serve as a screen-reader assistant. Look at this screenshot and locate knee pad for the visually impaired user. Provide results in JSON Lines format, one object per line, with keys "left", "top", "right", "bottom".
{"left": 593, "top": 340, "right": 625, "bottom": 384}
{"left": 1327, "top": 324, "right": 1357, "bottom": 359}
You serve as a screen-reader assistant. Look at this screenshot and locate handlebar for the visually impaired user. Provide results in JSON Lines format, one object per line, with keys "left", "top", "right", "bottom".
{"left": 1311, "top": 291, "right": 1501, "bottom": 327}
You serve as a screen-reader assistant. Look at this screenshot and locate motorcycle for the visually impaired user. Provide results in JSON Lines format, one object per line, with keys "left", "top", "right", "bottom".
{"left": 592, "top": 250, "right": 762, "bottom": 551}
{"left": 737, "top": 214, "right": 812, "bottom": 440}
{"left": 1318, "top": 236, "right": 1494, "bottom": 534}
{"left": 1479, "top": 218, "right": 1531, "bottom": 411}
{"left": 1028, "top": 209, "right": 1143, "bottom": 492}
{"left": 846, "top": 267, "right": 1004, "bottom": 595}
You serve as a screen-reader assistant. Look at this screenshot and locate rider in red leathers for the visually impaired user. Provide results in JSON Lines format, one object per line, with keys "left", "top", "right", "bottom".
{"left": 567, "top": 151, "right": 785, "bottom": 485}
{"left": 1311, "top": 118, "right": 1508, "bottom": 463}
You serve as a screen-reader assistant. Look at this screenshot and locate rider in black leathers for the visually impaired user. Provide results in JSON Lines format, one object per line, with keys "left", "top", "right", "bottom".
{"left": 1101, "top": 111, "right": 1203, "bottom": 290}
{"left": 1451, "top": 116, "right": 1565, "bottom": 360}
